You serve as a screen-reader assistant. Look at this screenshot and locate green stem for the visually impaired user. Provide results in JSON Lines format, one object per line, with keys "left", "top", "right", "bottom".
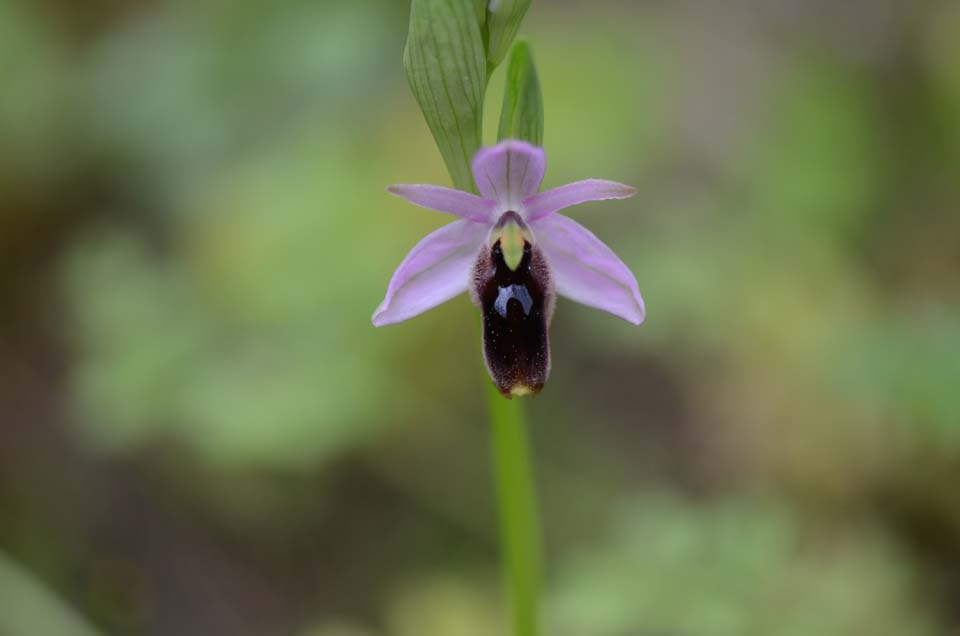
{"left": 488, "top": 385, "right": 541, "bottom": 636}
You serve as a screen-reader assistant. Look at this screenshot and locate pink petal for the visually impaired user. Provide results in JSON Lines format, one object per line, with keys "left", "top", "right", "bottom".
{"left": 523, "top": 179, "right": 637, "bottom": 221}
{"left": 472, "top": 140, "right": 546, "bottom": 210}
{"left": 388, "top": 185, "right": 496, "bottom": 223}
{"left": 372, "top": 220, "right": 487, "bottom": 326}
{"left": 531, "top": 214, "right": 645, "bottom": 325}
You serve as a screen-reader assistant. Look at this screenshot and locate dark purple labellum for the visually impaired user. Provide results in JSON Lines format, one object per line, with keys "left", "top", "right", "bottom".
{"left": 471, "top": 212, "right": 555, "bottom": 397}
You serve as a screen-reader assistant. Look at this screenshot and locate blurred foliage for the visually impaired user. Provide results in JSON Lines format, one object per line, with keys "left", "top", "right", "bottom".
{"left": 0, "top": 1, "right": 73, "bottom": 186}
{"left": 64, "top": 0, "right": 412, "bottom": 469}
{"left": 1, "top": 0, "right": 960, "bottom": 634}
{"left": 548, "top": 493, "right": 935, "bottom": 636}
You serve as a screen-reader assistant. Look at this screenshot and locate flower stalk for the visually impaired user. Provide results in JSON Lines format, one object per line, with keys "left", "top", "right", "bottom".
{"left": 489, "top": 384, "right": 541, "bottom": 636}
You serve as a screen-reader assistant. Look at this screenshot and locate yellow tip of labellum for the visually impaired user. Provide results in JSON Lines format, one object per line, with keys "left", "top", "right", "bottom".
{"left": 510, "top": 385, "right": 535, "bottom": 397}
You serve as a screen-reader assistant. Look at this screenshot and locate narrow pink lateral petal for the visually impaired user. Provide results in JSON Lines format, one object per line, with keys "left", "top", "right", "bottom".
{"left": 388, "top": 185, "right": 496, "bottom": 223}
{"left": 531, "top": 214, "right": 645, "bottom": 324}
{"left": 372, "top": 220, "right": 487, "bottom": 326}
{"left": 523, "top": 179, "right": 637, "bottom": 221}
{"left": 472, "top": 140, "right": 546, "bottom": 210}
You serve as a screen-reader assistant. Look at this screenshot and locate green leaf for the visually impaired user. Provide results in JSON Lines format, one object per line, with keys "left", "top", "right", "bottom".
{"left": 498, "top": 40, "right": 543, "bottom": 146}
{"left": 473, "top": 0, "right": 487, "bottom": 28}
{"left": 404, "top": 0, "right": 487, "bottom": 192}
{"left": 486, "top": 0, "right": 531, "bottom": 69}
{"left": 0, "top": 550, "right": 106, "bottom": 636}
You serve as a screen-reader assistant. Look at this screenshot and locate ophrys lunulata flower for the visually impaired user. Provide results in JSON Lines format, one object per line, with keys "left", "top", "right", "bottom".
{"left": 373, "top": 140, "right": 645, "bottom": 397}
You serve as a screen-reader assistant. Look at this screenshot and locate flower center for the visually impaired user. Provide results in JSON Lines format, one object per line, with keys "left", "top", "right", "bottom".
{"left": 491, "top": 211, "right": 532, "bottom": 272}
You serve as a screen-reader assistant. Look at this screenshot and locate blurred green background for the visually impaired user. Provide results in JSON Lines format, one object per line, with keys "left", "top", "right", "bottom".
{"left": 2, "top": 0, "right": 960, "bottom": 634}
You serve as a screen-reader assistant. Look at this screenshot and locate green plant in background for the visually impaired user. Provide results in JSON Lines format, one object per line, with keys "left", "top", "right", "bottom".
{"left": 373, "top": 2, "right": 645, "bottom": 635}
{"left": 546, "top": 494, "right": 937, "bottom": 636}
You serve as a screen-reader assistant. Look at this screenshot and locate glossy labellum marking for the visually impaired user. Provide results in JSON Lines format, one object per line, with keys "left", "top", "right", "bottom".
{"left": 471, "top": 212, "right": 555, "bottom": 397}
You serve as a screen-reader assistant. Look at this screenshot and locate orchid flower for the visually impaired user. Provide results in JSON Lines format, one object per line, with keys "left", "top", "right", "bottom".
{"left": 373, "top": 140, "right": 645, "bottom": 397}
